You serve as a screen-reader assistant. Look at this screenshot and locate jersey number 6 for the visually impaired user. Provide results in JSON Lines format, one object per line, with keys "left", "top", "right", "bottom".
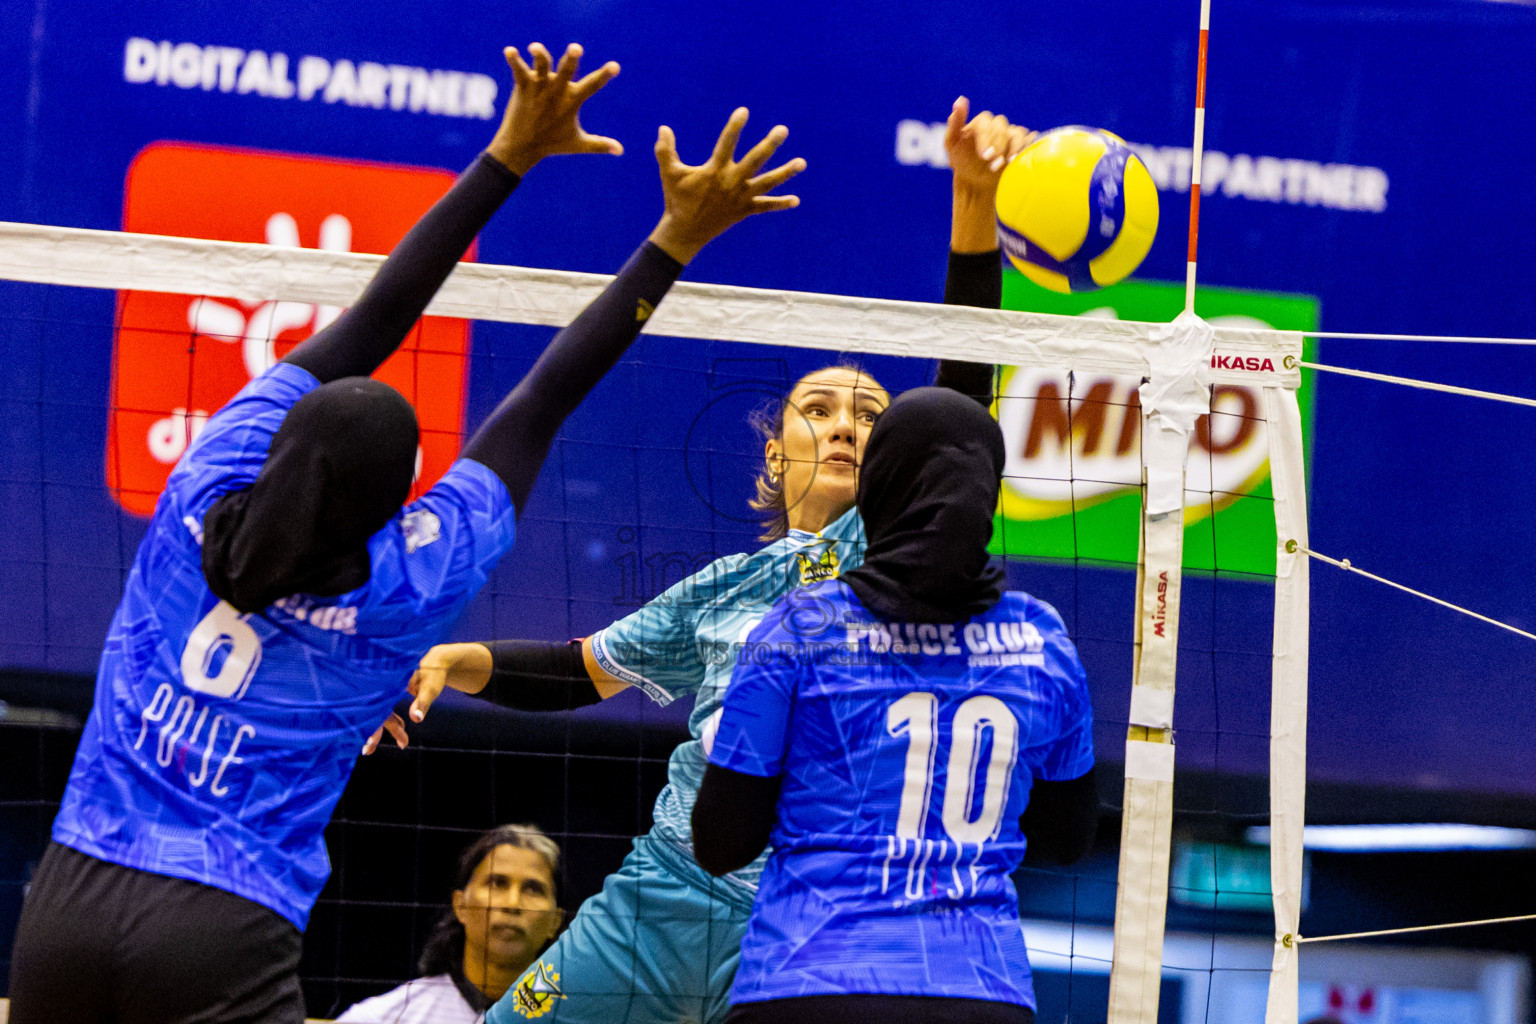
{"left": 887, "top": 693, "right": 1020, "bottom": 845}
{"left": 181, "top": 601, "right": 263, "bottom": 700}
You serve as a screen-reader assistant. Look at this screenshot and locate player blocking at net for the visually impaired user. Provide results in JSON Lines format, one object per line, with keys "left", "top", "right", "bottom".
{"left": 6, "top": 42, "right": 806, "bottom": 1024}
{"left": 693, "top": 387, "right": 1098, "bottom": 1024}
{"left": 375, "top": 100, "right": 1044, "bottom": 1024}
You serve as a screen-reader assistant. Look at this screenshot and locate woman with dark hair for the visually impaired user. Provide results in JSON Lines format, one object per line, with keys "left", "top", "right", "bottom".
{"left": 745, "top": 360, "right": 889, "bottom": 544}
{"left": 338, "top": 825, "right": 563, "bottom": 1024}
{"left": 369, "top": 101, "right": 1042, "bottom": 1024}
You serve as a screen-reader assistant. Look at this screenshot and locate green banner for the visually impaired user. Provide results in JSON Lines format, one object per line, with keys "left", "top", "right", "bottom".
{"left": 992, "top": 271, "right": 1317, "bottom": 575}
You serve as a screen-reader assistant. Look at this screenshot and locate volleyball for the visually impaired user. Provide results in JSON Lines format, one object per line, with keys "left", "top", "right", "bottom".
{"left": 995, "top": 126, "right": 1160, "bottom": 294}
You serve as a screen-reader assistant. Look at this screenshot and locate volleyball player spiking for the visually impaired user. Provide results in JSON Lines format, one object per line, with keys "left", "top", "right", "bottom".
{"left": 376, "top": 100, "right": 1040, "bottom": 1024}
{"left": 7, "top": 41, "right": 804, "bottom": 1024}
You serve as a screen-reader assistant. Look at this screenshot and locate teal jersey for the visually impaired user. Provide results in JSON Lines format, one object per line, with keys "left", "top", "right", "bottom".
{"left": 588, "top": 508, "right": 865, "bottom": 898}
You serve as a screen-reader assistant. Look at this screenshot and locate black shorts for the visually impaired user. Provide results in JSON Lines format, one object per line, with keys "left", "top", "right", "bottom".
{"left": 725, "top": 994, "right": 1037, "bottom": 1024}
{"left": 7, "top": 842, "right": 305, "bottom": 1024}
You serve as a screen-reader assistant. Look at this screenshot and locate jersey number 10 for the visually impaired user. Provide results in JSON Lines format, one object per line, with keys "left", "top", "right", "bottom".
{"left": 887, "top": 693, "right": 1020, "bottom": 845}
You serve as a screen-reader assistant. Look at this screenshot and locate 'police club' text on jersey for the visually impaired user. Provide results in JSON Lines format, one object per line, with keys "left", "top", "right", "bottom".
{"left": 587, "top": 511, "right": 865, "bottom": 901}
{"left": 52, "top": 363, "right": 516, "bottom": 929}
{"left": 710, "top": 581, "right": 1094, "bottom": 1007}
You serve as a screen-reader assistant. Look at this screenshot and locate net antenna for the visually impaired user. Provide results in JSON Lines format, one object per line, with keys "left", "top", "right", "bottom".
{"left": 1184, "top": 0, "right": 1211, "bottom": 315}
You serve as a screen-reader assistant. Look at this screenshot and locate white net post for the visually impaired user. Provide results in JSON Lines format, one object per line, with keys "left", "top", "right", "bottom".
{"left": 1107, "top": 312, "right": 1214, "bottom": 1024}
{"left": 1263, "top": 385, "right": 1311, "bottom": 1024}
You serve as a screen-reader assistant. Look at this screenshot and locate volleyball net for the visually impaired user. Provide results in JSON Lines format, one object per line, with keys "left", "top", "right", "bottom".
{"left": 1, "top": 217, "right": 1528, "bottom": 1023}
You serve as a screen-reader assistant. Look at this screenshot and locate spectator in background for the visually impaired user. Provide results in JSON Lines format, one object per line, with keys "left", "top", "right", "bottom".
{"left": 338, "top": 825, "right": 563, "bottom": 1024}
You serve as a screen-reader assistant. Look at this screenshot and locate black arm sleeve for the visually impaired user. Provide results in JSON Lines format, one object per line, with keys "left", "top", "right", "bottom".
{"left": 691, "top": 763, "right": 782, "bottom": 877}
{"left": 461, "top": 241, "right": 684, "bottom": 513}
{"left": 283, "top": 154, "right": 520, "bottom": 383}
{"left": 1020, "top": 765, "right": 1100, "bottom": 866}
{"left": 478, "top": 640, "right": 602, "bottom": 712}
{"left": 932, "top": 248, "right": 1004, "bottom": 406}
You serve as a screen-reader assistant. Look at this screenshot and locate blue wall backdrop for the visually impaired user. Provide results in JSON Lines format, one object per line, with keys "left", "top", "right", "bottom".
{"left": 2, "top": 0, "right": 1535, "bottom": 801}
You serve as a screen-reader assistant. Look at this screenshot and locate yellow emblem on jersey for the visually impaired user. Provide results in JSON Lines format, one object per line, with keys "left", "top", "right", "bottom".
{"left": 796, "top": 542, "right": 841, "bottom": 585}
{"left": 511, "top": 961, "right": 565, "bottom": 1019}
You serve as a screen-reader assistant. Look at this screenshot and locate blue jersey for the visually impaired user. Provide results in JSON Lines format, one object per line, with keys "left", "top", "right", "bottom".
{"left": 52, "top": 363, "right": 516, "bottom": 929}
{"left": 588, "top": 509, "right": 865, "bottom": 903}
{"left": 710, "top": 581, "right": 1094, "bottom": 1007}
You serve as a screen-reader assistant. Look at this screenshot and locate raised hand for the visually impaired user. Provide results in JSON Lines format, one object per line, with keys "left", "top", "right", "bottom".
{"left": 945, "top": 96, "right": 1037, "bottom": 199}
{"left": 944, "top": 96, "right": 1036, "bottom": 252}
{"left": 486, "top": 43, "right": 623, "bottom": 176}
{"left": 647, "top": 108, "right": 806, "bottom": 265}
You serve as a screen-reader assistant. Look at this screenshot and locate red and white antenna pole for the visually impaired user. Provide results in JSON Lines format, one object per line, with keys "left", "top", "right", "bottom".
{"left": 1185, "top": 0, "right": 1211, "bottom": 313}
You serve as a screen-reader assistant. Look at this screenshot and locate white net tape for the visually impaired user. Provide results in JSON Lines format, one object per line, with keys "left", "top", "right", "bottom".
{"left": 0, "top": 221, "right": 1299, "bottom": 382}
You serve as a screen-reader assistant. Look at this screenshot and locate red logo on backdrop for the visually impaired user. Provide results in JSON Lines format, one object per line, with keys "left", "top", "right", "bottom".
{"left": 108, "top": 142, "right": 472, "bottom": 515}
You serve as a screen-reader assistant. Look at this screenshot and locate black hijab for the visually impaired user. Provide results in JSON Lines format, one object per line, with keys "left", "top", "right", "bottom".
{"left": 202, "top": 376, "right": 420, "bottom": 613}
{"left": 841, "top": 386, "right": 1006, "bottom": 623}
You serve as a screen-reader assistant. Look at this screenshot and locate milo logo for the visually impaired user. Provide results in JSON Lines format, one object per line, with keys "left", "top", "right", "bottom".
{"left": 998, "top": 369, "right": 1268, "bottom": 516}
{"left": 993, "top": 278, "right": 1318, "bottom": 575}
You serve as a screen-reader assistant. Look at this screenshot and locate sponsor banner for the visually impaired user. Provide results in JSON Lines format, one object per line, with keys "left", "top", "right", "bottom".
{"left": 120, "top": 37, "right": 499, "bottom": 121}
{"left": 896, "top": 119, "right": 1389, "bottom": 214}
{"left": 106, "top": 143, "right": 471, "bottom": 515}
{"left": 992, "top": 272, "right": 1318, "bottom": 575}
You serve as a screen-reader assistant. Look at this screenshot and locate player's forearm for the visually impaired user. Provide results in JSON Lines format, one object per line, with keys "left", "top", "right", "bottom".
{"left": 283, "top": 154, "right": 520, "bottom": 383}
{"left": 1021, "top": 765, "right": 1100, "bottom": 865}
{"left": 461, "top": 240, "right": 684, "bottom": 511}
{"left": 951, "top": 184, "right": 1000, "bottom": 254}
{"left": 932, "top": 249, "right": 1003, "bottom": 405}
{"left": 477, "top": 640, "right": 603, "bottom": 711}
{"left": 691, "top": 763, "right": 780, "bottom": 877}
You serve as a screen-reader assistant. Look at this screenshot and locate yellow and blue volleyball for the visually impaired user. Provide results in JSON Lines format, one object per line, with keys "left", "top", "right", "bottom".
{"left": 995, "top": 126, "right": 1160, "bottom": 294}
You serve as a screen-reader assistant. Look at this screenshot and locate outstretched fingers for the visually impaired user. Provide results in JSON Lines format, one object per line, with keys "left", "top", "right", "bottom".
{"left": 572, "top": 60, "right": 621, "bottom": 102}
{"left": 553, "top": 42, "right": 582, "bottom": 84}
{"left": 646, "top": 107, "right": 804, "bottom": 262}
{"left": 747, "top": 156, "right": 806, "bottom": 196}
{"left": 655, "top": 125, "right": 681, "bottom": 170}
{"left": 710, "top": 107, "right": 750, "bottom": 168}
{"left": 504, "top": 46, "right": 533, "bottom": 87}
{"left": 736, "top": 124, "right": 789, "bottom": 178}
{"left": 529, "top": 42, "right": 553, "bottom": 77}
{"left": 578, "top": 132, "right": 624, "bottom": 156}
{"left": 489, "top": 40, "right": 624, "bottom": 174}
{"left": 750, "top": 193, "right": 801, "bottom": 213}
